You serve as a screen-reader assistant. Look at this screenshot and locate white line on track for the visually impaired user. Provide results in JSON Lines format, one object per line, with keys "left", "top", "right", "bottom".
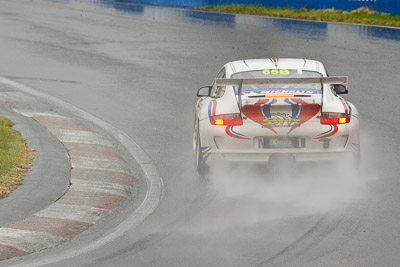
{"left": 0, "top": 76, "right": 164, "bottom": 266}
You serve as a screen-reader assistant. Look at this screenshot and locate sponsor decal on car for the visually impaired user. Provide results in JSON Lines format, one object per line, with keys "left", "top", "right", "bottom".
{"left": 242, "top": 98, "right": 277, "bottom": 134}
{"left": 262, "top": 113, "right": 301, "bottom": 127}
{"left": 286, "top": 98, "right": 320, "bottom": 133}
{"left": 258, "top": 136, "right": 306, "bottom": 149}
{"left": 241, "top": 89, "right": 321, "bottom": 96}
{"left": 208, "top": 100, "right": 217, "bottom": 117}
{"left": 270, "top": 58, "right": 279, "bottom": 68}
{"left": 315, "top": 124, "right": 339, "bottom": 139}
{"left": 225, "top": 126, "right": 249, "bottom": 139}
{"left": 339, "top": 97, "right": 352, "bottom": 115}
{"left": 201, "top": 146, "right": 212, "bottom": 160}
{"left": 242, "top": 98, "right": 319, "bottom": 134}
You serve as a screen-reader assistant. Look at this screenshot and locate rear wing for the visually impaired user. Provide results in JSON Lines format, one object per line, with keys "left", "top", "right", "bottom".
{"left": 214, "top": 76, "right": 348, "bottom": 111}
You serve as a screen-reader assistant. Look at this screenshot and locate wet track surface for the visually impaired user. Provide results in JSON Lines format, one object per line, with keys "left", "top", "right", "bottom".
{"left": 0, "top": 1, "right": 400, "bottom": 266}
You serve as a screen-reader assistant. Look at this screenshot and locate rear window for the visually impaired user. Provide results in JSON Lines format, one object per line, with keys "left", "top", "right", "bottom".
{"left": 231, "top": 69, "right": 323, "bottom": 91}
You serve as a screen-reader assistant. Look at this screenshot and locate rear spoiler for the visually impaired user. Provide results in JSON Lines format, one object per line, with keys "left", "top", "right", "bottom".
{"left": 214, "top": 77, "right": 347, "bottom": 86}
{"left": 214, "top": 76, "right": 348, "bottom": 112}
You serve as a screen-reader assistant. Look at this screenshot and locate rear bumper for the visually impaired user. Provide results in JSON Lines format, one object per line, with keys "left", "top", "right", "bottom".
{"left": 198, "top": 116, "right": 360, "bottom": 164}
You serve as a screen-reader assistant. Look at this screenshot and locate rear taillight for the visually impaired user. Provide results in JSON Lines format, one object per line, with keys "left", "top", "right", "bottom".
{"left": 210, "top": 113, "right": 243, "bottom": 126}
{"left": 321, "top": 112, "right": 350, "bottom": 124}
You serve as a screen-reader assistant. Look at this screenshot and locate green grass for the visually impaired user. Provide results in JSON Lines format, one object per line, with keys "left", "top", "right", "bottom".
{"left": 0, "top": 117, "right": 34, "bottom": 199}
{"left": 198, "top": 5, "right": 400, "bottom": 27}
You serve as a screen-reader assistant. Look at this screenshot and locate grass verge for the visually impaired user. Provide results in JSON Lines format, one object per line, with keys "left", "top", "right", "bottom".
{"left": 0, "top": 117, "right": 34, "bottom": 199}
{"left": 198, "top": 5, "right": 400, "bottom": 27}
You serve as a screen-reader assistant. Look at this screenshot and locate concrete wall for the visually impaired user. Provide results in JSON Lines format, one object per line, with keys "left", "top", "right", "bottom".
{"left": 128, "top": 0, "right": 400, "bottom": 15}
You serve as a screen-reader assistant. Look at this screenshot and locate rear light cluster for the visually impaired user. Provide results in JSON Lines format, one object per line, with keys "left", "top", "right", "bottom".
{"left": 210, "top": 113, "right": 243, "bottom": 126}
{"left": 320, "top": 112, "right": 350, "bottom": 124}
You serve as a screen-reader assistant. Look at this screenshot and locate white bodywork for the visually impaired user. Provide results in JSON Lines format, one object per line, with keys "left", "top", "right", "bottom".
{"left": 194, "top": 58, "right": 360, "bottom": 169}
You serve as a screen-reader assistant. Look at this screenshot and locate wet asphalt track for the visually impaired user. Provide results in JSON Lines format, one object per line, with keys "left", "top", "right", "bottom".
{"left": 1, "top": 1, "right": 400, "bottom": 266}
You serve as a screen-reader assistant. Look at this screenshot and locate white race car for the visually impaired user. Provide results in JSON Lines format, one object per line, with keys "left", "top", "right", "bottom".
{"left": 194, "top": 58, "right": 360, "bottom": 175}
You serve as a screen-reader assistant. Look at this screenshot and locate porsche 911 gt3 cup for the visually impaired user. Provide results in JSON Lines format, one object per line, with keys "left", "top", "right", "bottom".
{"left": 193, "top": 58, "right": 360, "bottom": 175}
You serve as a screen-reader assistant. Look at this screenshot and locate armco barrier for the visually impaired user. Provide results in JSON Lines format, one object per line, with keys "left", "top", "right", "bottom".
{"left": 124, "top": 0, "right": 400, "bottom": 15}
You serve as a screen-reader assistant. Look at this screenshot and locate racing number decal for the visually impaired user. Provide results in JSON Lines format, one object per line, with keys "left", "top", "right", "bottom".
{"left": 262, "top": 69, "right": 289, "bottom": 75}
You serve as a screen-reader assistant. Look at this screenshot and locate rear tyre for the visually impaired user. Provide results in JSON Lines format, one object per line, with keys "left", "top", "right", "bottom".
{"left": 194, "top": 127, "right": 207, "bottom": 177}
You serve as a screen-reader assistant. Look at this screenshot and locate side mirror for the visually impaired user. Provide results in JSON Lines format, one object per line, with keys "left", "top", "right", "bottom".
{"left": 197, "top": 86, "right": 212, "bottom": 97}
{"left": 333, "top": 84, "right": 348, "bottom": 94}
